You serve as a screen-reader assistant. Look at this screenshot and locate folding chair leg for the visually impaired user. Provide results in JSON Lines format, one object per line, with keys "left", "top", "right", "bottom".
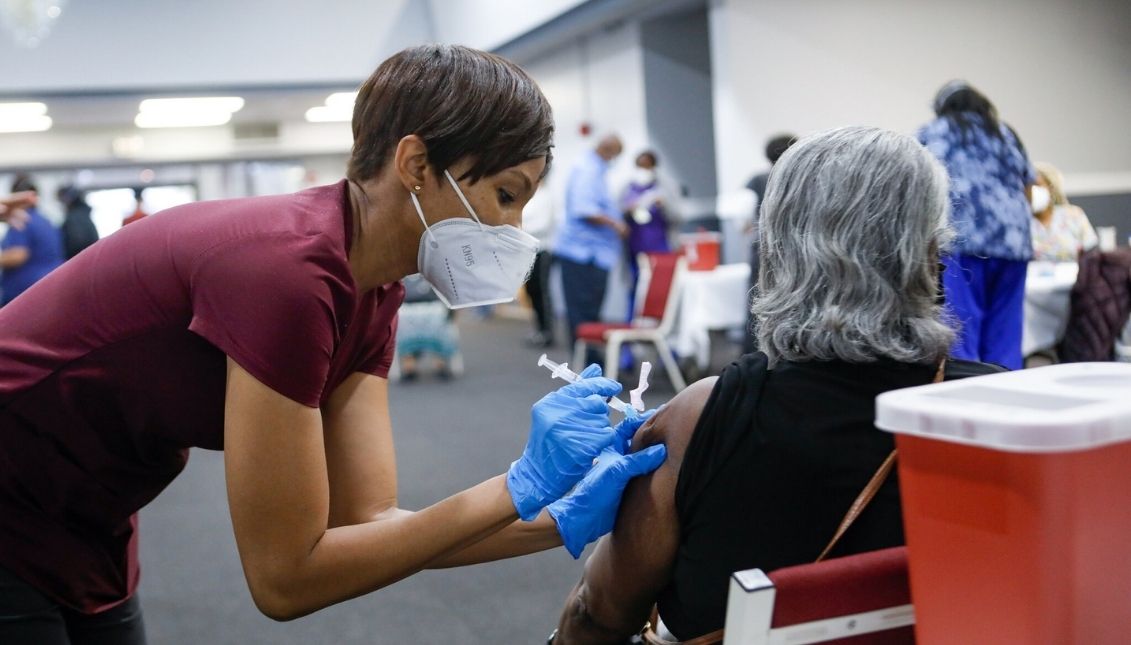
{"left": 654, "top": 336, "right": 687, "bottom": 391}
{"left": 572, "top": 340, "right": 587, "bottom": 373}
{"left": 605, "top": 336, "right": 623, "bottom": 383}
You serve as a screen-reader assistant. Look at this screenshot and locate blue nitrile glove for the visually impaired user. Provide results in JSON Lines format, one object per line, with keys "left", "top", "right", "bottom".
{"left": 610, "top": 406, "right": 657, "bottom": 454}
{"left": 548, "top": 441, "right": 668, "bottom": 558}
{"left": 507, "top": 364, "right": 625, "bottom": 520}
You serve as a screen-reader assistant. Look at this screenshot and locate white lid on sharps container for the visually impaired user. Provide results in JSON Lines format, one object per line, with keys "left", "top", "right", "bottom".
{"left": 876, "top": 363, "right": 1131, "bottom": 453}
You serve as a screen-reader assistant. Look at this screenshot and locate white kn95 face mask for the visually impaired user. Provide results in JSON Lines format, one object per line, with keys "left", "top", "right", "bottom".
{"left": 1030, "top": 185, "right": 1051, "bottom": 214}
{"left": 411, "top": 170, "right": 539, "bottom": 310}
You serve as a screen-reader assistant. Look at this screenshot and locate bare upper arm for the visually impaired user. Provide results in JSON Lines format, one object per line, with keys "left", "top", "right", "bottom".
{"left": 559, "top": 376, "right": 717, "bottom": 639}
{"left": 321, "top": 372, "right": 397, "bottom": 527}
{"left": 223, "top": 358, "right": 329, "bottom": 606}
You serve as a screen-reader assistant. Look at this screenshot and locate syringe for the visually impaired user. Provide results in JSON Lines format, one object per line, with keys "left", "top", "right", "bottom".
{"left": 537, "top": 354, "right": 637, "bottom": 417}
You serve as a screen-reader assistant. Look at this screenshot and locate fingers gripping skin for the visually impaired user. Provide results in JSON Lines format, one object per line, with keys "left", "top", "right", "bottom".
{"left": 613, "top": 408, "right": 656, "bottom": 454}
{"left": 548, "top": 443, "right": 668, "bottom": 558}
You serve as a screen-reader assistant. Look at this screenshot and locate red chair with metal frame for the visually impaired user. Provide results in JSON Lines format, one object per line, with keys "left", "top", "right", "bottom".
{"left": 721, "top": 546, "right": 915, "bottom": 644}
{"left": 572, "top": 252, "right": 687, "bottom": 390}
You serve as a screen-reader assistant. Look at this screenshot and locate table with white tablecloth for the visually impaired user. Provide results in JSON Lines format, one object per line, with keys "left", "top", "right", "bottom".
{"left": 667, "top": 260, "right": 1078, "bottom": 367}
{"left": 671, "top": 263, "right": 751, "bottom": 370}
{"left": 1022, "top": 261, "right": 1078, "bottom": 357}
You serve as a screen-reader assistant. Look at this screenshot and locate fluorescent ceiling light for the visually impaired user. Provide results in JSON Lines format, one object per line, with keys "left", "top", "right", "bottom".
{"left": 0, "top": 115, "right": 52, "bottom": 133}
{"left": 0, "top": 102, "right": 52, "bottom": 132}
{"left": 135, "top": 111, "right": 233, "bottom": 129}
{"left": 304, "top": 105, "right": 353, "bottom": 123}
{"left": 324, "top": 92, "right": 358, "bottom": 109}
{"left": 305, "top": 91, "right": 356, "bottom": 123}
{"left": 134, "top": 96, "right": 243, "bottom": 129}
{"left": 0, "top": 102, "right": 48, "bottom": 117}
{"left": 138, "top": 97, "right": 245, "bottom": 114}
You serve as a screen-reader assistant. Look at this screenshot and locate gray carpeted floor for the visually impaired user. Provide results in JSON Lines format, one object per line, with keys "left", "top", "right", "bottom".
{"left": 138, "top": 314, "right": 698, "bottom": 644}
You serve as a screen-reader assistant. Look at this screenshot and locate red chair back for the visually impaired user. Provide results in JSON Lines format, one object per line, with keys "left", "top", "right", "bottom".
{"left": 640, "top": 253, "right": 680, "bottom": 321}
{"left": 768, "top": 547, "right": 914, "bottom": 644}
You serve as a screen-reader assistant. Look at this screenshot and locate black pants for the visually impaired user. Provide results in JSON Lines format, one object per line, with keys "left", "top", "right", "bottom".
{"left": 0, "top": 567, "right": 147, "bottom": 645}
{"left": 524, "top": 250, "right": 554, "bottom": 338}
{"left": 557, "top": 255, "right": 608, "bottom": 365}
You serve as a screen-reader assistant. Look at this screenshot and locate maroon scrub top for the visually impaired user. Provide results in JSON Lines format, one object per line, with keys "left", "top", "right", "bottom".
{"left": 0, "top": 180, "right": 404, "bottom": 613}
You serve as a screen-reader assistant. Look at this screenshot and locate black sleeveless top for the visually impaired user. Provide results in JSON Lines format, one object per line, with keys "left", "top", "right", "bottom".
{"left": 657, "top": 352, "right": 1001, "bottom": 639}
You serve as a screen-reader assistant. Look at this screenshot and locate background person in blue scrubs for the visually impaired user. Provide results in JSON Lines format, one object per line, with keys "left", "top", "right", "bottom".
{"left": 918, "top": 81, "right": 1036, "bottom": 369}
{"left": 1, "top": 175, "right": 63, "bottom": 306}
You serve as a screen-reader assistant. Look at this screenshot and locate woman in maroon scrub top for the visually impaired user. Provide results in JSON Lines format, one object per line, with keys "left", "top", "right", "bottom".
{"left": 0, "top": 46, "right": 665, "bottom": 644}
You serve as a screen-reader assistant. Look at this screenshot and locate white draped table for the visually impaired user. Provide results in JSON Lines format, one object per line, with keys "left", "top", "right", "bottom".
{"left": 1022, "top": 261, "right": 1079, "bottom": 357}
{"left": 671, "top": 263, "right": 751, "bottom": 370}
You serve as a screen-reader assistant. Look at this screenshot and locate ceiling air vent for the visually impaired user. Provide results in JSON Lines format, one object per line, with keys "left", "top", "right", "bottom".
{"left": 233, "top": 122, "right": 279, "bottom": 141}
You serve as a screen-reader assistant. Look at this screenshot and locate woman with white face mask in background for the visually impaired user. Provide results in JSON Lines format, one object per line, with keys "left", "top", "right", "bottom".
{"left": 0, "top": 45, "right": 665, "bottom": 643}
{"left": 1030, "top": 161, "right": 1099, "bottom": 262}
{"left": 618, "top": 150, "right": 678, "bottom": 321}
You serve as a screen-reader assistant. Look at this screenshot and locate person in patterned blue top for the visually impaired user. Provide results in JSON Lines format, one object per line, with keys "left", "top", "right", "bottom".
{"left": 918, "top": 81, "right": 1035, "bottom": 369}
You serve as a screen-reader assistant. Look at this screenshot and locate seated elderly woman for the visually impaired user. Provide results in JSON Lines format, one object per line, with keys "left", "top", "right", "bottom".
{"left": 550, "top": 126, "right": 1001, "bottom": 644}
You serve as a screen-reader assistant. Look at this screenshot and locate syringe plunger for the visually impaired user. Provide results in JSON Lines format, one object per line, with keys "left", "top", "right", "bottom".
{"left": 536, "top": 354, "right": 635, "bottom": 416}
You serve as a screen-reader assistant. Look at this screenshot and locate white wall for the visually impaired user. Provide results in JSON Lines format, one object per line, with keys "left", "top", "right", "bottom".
{"left": 2, "top": 0, "right": 431, "bottom": 92}
{"left": 521, "top": 21, "right": 649, "bottom": 322}
{"left": 641, "top": 7, "right": 717, "bottom": 199}
{"left": 426, "top": 0, "right": 587, "bottom": 51}
{"left": 522, "top": 21, "right": 649, "bottom": 216}
{"left": 708, "top": 0, "right": 1131, "bottom": 193}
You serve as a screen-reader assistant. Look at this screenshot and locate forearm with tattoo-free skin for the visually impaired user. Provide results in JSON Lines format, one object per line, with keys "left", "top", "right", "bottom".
{"left": 224, "top": 360, "right": 559, "bottom": 620}
{"left": 370, "top": 508, "right": 563, "bottom": 569}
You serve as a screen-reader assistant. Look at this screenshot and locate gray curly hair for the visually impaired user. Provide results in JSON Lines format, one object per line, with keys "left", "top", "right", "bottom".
{"left": 752, "top": 126, "right": 954, "bottom": 367}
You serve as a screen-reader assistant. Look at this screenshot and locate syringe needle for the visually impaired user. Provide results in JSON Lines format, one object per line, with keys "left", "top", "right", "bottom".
{"left": 537, "top": 354, "right": 636, "bottom": 417}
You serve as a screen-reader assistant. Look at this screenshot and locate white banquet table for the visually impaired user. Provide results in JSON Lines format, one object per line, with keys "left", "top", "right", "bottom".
{"left": 667, "top": 261, "right": 1076, "bottom": 367}
{"left": 672, "top": 263, "right": 751, "bottom": 370}
{"left": 1022, "top": 261, "right": 1078, "bottom": 356}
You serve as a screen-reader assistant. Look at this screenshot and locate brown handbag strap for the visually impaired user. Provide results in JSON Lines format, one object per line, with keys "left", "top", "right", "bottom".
{"left": 641, "top": 359, "right": 946, "bottom": 644}
{"left": 816, "top": 358, "right": 945, "bottom": 562}
{"left": 815, "top": 449, "right": 897, "bottom": 562}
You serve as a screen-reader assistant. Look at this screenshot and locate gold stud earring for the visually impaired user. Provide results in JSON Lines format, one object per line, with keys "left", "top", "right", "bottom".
{"left": 413, "top": 185, "right": 422, "bottom": 192}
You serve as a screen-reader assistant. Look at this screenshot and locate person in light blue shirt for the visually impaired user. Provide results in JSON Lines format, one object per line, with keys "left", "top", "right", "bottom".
{"left": 917, "top": 81, "right": 1035, "bottom": 369}
{"left": 554, "top": 135, "right": 626, "bottom": 362}
{"left": 1, "top": 175, "right": 63, "bottom": 306}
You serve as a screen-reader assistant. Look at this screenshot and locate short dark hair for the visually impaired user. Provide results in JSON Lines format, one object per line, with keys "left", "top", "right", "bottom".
{"left": 347, "top": 45, "right": 554, "bottom": 184}
{"left": 10, "top": 173, "right": 38, "bottom": 194}
{"left": 765, "top": 134, "right": 797, "bottom": 164}
{"left": 636, "top": 150, "right": 658, "bottom": 167}
{"left": 933, "top": 80, "right": 1002, "bottom": 140}
{"left": 57, "top": 185, "right": 83, "bottom": 204}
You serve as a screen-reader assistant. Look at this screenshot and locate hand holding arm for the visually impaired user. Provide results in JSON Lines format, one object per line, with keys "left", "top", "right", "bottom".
{"left": 548, "top": 411, "right": 666, "bottom": 558}
{"left": 309, "top": 365, "right": 630, "bottom": 581}
{"left": 555, "top": 379, "right": 717, "bottom": 644}
{"left": 508, "top": 364, "right": 625, "bottom": 520}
